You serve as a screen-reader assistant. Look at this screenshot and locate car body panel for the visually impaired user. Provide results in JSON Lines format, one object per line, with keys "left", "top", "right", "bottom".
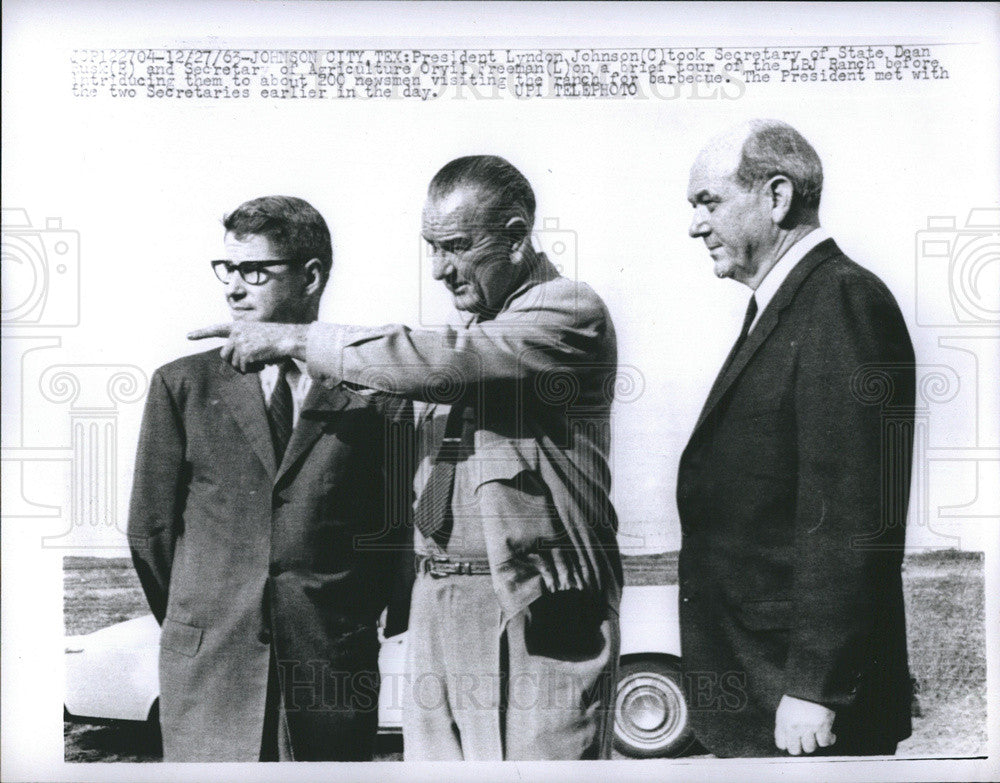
{"left": 619, "top": 584, "right": 681, "bottom": 659}
{"left": 64, "top": 614, "right": 160, "bottom": 722}
{"left": 376, "top": 632, "right": 407, "bottom": 731}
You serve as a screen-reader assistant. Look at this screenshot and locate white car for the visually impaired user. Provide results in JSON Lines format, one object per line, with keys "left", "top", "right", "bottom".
{"left": 65, "top": 585, "right": 693, "bottom": 758}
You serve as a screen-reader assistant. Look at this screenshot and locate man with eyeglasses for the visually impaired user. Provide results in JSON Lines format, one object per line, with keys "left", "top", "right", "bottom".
{"left": 128, "top": 195, "right": 410, "bottom": 761}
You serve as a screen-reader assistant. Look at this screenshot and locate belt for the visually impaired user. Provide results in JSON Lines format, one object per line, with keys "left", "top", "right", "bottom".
{"left": 415, "top": 554, "right": 492, "bottom": 578}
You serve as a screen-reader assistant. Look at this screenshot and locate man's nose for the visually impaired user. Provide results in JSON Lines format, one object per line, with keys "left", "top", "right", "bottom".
{"left": 689, "top": 208, "right": 709, "bottom": 238}
{"left": 226, "top": 275, "right": 247, "bottom": 297}
{"left": 430, "top": 254, "right": 453, "bottom": 280}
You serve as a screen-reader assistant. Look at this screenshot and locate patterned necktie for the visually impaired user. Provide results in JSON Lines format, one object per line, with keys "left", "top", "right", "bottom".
{"left": 412, "top": 402, "right": 475, "bottom": 547}
{"left": 267, "top": 360, "right": 294, "bottom": 463}
{"left": 718, "top": 294, "right": 758, "bottom": 379}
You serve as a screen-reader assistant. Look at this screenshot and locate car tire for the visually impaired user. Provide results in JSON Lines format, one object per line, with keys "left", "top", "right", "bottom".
{"left": 613, "top": 655, "right": 695, "bottom": 758}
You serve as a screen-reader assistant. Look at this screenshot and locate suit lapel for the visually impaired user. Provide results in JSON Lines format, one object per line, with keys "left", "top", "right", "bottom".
{"left": 215, "top": 362, "right": 277, "bottom": 478}
{"left": 692, "top": 239, "right": 841, "bottom": 435}
{"left": 274, "top": 382, "right": 354, "bottom": 484}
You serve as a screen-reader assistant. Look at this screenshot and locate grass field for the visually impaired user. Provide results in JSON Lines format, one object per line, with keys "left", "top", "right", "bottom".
{"left": 64, "top": 549, "right": 986, "bottom": 761}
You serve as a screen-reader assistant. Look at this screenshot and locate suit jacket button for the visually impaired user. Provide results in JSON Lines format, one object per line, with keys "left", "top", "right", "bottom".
{"left": 258, "top": 628, "right": 271, "bottom": 645}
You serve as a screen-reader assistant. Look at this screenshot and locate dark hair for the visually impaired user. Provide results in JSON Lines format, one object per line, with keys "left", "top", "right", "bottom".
{"left": 734, "top": 120, "right": 823, "bottom": 218}
{"left": 428, "top": 155, "right": 535, "bottom": 230}
{"left": 223, "top": 195, "right": 332, "bottom": 275}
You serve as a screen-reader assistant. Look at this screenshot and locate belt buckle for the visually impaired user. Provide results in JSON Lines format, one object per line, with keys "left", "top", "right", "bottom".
{"left": 428, "top": 553, "right": 453, "bottom": 579}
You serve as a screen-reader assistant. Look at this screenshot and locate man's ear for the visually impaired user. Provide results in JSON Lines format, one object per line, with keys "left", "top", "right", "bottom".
{"left": 767, "top": 176, "right": 794, "bottom": 225}
{"left": 504, "top": 216, "right": 531, "bottom": 264}
{"left": 303, "top": 258, "right": 326, "bottom": 296}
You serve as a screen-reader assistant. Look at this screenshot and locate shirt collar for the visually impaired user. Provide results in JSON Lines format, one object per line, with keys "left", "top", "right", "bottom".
{"left": 750, "top": 226, "right": 829, "bottom": 331}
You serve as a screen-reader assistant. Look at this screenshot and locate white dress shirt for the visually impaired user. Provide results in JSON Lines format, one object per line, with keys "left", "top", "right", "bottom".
{"left": 259, "top": 358, "right": 312, "bottom": 427}
{"left": 749, "top": 227, "right": 830, "bottom": 333}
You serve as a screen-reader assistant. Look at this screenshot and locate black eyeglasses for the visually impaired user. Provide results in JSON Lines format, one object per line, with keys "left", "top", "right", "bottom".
{"left": 210, "top": 259, "right": 305, "bottom": 286}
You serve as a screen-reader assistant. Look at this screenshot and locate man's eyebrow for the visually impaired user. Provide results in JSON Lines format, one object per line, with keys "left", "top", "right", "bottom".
{"left": 689, "top": 189, "right": 717, "bottom": 205}
{"left": 422, "top": 233, "right": 467, "bottom": 250}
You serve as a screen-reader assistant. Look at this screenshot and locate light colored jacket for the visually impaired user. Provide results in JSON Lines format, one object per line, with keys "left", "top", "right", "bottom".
{"left": 306, "top": 255, "right": 623, "bottom": 617}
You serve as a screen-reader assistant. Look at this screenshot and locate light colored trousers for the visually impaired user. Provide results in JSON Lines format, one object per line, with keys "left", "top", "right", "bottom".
{"left": 403, "top": 572, "right": 618, "bottom": 760}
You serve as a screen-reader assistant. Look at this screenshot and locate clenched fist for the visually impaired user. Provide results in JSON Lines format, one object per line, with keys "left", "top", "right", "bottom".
{"left": 775, "top": 694, "right": 836, "bottom": 755}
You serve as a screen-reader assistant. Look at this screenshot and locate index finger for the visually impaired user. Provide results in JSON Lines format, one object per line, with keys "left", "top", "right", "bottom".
{"left": 188, "top": 323, "right": 233, "bottom": 340}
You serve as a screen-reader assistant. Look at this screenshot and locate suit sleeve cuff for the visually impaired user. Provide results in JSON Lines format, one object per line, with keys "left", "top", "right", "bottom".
{"left": 306, "top": 321, "right": 348, "bottom": 384}
{"left": 783, "top": 668, "right": 858, "bottom": 710}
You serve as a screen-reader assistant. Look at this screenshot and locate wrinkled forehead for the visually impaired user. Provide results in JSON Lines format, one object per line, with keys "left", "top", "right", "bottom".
{"left": 422, "top": 186, "right": 500, "bottom": 235}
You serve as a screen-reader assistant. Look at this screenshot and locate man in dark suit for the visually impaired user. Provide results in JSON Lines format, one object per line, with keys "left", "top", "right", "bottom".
{"left": 128, "top": 196, "right": 408, "bottom": 761}
{"left": 678, "top": 120, "right": 915, "bottom": 757}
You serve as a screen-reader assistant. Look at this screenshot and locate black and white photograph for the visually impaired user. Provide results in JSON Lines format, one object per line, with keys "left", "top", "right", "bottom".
{"left": 1, "top": 2, "right": 997, "bottom": 782}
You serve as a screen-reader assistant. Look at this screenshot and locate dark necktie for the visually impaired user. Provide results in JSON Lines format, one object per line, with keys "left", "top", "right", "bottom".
{"left": 412, "top": 402, "right": 475, "bottom": 547}
{"left": 718, "top": 295, "right": 758, "bottom": 379}
{"left": 266, "top": 360, "right": 294, "bottom": 463}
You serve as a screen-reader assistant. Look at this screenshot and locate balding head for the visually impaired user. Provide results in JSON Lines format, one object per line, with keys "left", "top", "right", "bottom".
{"left": 687, "top": 120, "right": 824, "bottom": 288}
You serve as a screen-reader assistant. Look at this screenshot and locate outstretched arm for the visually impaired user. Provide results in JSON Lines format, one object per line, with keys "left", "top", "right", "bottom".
{"left": 189, "top": 284, "right": 612, "bottom": 401}
{"left": 187, "top": 322, "right": 310, "bottom": 374}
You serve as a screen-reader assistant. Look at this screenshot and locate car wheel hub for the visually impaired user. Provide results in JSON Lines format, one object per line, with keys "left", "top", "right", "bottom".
{"left": 615, "top": 672, "right": 687, "bottom": 751}
{"left": 626, "top": 690, "right": 668, "bottom": 731}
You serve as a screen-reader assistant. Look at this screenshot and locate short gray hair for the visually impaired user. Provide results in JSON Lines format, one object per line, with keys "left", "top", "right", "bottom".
{"left": 735, "top": 120, "right": 823, "bottom": 218}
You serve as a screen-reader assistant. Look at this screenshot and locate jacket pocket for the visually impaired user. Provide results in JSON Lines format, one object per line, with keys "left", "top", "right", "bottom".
{"left": 739, "top": 599, "right": 796, "bottom": 631}
{"left": 161, "top": 618, "right": 203, "bottom": 657}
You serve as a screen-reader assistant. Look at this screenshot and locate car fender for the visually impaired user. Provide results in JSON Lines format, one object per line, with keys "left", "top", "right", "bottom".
{"left": 618, "top": 584, "right": 681, "bottom": 659}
